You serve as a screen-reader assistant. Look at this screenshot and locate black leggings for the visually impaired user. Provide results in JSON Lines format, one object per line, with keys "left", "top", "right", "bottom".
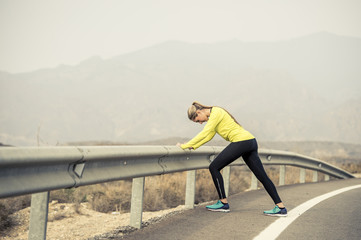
{"left": 209, "top": 138, "right": 282, "bottom": 204}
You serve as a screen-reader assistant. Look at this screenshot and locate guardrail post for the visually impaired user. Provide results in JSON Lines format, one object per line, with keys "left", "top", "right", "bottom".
{"left": 28, "top": 191, "right": 49, "bottom": 240}
{"left": 250, "top": 173, "right": 258, "bottom": 190}
{"left": 312, "top": 170, "right": 318, "bottom": 182}
{"left": 300, "top": 168, "right": 306, "bottom": 183}
{"left": 279, "top": 165, "right": 285, "bottom": 186}
{"left": 185, "top": 170, "right": 196, "bottom": 209}
{"left": 324, "top": 174, "right": 330, "bottom": 181}
{"left": 223, "top": 166, "right": 231, "bottom": 197}
{"left": 130, "top": 177, "right": 145, "bottom": 229}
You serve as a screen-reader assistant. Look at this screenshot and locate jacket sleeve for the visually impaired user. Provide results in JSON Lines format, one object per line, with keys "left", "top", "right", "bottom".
{"left": 180, "top": 109, "right": 221, "bottom": 150}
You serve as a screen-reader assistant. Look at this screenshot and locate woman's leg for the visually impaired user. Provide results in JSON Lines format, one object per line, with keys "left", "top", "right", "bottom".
{"left": 242, "top": 139, "right": 282, "bottom": 204}
{"left": 209, "top": 141, "right": 251, "bottom": 200}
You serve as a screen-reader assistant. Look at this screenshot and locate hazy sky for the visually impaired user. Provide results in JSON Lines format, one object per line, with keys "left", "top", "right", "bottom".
{"left": 1, "top": 0, "right": 360, "bottom": 73}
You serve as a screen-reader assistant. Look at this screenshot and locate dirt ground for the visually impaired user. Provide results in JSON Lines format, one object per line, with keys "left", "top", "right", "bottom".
{"left": 1, "top": 201, "right": 186, "bottom": 240}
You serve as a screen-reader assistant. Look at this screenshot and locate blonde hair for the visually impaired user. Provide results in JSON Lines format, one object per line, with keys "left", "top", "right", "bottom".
{"left": 187, "top": 101, "right": 240, "bottom": 125}
{"left": 187, "top": 101, "right": 212, "bottom": 120}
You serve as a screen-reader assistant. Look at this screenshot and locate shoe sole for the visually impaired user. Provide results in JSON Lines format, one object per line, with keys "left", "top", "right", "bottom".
{"left": 264, "top": 213, "right": 287, "bottom": 217}
{"left": 207, "top": 208, "right": 230, "bottom": 212}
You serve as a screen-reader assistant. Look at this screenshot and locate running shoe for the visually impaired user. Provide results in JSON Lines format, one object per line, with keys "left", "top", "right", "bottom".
{"left": 263, "top": 206, "right": 287, "bottom": 217}
{"left": 206, "top": 200, "right": 230, "bottom": 212}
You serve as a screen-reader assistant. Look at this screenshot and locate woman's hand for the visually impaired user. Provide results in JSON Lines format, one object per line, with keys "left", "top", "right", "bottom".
{"left": 176, "top": 143, "right": 193, "bottom": 150}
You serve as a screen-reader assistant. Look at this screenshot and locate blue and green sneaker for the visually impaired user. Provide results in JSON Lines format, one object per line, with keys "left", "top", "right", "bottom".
{"left": 263, "top": 205, "right": 287, "bottom": 217}
{"left": 206, "top": 200, "right": 230, "bottom": 212}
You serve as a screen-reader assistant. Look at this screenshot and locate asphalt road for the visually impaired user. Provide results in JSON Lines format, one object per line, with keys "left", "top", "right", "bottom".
{"left": 120, "top": 178, "right": 361, "bottom": 240}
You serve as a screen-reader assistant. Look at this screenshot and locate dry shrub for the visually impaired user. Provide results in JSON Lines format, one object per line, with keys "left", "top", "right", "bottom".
{"left": 0, "top": 195, "right": 31, "bottom": 214}
{"left": 195, "top": 169, "right": 218, "bottom": 203}
{"left": 0, "top": 202, "right": 14, "bottom": 232}
{"left": 228, "top": 167, "right": 250, "bottom": 194}
{"left": 51, "top": 189, "right": 78, "bottom": 203}
{"left": 85, "top": 181, "right": 132, "bottom": 213}
{"left": 333, "top": 161, "right": 361, "bottom": 174}
{"left": 49, "top": 181, "right": 132, "bottom": 213}
{"left": 0, "top": 195, "right": 31, "bottom": 232}
{"left": 144, "top": 172, "right": 186, "bottom": 211}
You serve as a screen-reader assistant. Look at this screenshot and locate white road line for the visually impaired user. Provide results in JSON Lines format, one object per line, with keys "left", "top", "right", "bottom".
{"left": 253, "top": 184, "right": 361, "bottom": 240}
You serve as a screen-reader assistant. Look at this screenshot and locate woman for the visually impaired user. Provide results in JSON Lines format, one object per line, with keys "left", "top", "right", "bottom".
{"left": 177, "top": 101, "right": 287, "bottom": 216}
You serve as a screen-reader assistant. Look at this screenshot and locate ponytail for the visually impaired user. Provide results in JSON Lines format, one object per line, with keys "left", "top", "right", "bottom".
{"left": 192, "top": 101, "right": 212, "bottom": 110}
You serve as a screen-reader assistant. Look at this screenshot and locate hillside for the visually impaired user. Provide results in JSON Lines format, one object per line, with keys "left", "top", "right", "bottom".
{"left": 0, "top": 32, "right": 360, "bottom": 146}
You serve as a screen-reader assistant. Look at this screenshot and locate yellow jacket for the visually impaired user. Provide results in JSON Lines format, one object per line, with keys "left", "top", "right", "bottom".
{"left": 181, "top": 107, "right": 255, "bottom": 150}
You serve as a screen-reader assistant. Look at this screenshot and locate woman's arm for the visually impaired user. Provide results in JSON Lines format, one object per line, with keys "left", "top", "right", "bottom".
{"left": 180, "top": 128, "right": 216, "bottom": 150}
{"left": 180, "top": 108, "right": 222, "bottom": 150}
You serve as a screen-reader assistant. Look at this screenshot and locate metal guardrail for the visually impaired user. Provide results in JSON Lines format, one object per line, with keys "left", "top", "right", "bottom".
{"left": 0, "top": 146, "right": 216, "bottom": 198}
{"left": 257, "top": 148, "right": 355, "bottom": 178}
{"left": 0, "top": 146, "right": 354, "bottom": 199}
{"left": 0, "top": 146, "right": 354, "bottom": 239}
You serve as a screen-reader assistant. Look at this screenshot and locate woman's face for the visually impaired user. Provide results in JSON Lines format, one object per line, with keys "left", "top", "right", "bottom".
{"left": 193, "top": 110, "right": 208, "bottom": 124}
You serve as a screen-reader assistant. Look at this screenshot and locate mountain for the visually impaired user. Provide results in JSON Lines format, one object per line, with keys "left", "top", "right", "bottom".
{"left": 0, "top": 32, "right": 360, "bottom": 146}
